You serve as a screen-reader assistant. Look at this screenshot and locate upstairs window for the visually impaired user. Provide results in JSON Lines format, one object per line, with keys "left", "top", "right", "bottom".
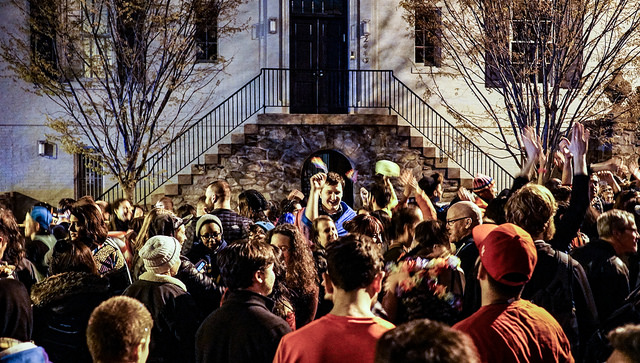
{"left": 510, "top": 8, "right": 552, "bottom": 83}
{"left": 415, "top": 7, "right": 442, "bottom": 67}
{"left": 30, "top": 0, "right": 58, "bottom": 79}
{"left": 195, "top": 14, "right": 217, "bottom": 62}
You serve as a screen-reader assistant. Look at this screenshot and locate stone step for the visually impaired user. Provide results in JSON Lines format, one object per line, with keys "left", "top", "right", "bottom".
{"left": 204, "top": 153, "right": 220, "bottom": 165}
{"left": 177, "top": 174, "right": 192, "bottom": 185}
{"left": 164, "top": 184, "right": 180, "bottom": 196}
{"left": 434, "top": 157, "right": 449, "bottom": 169}
{"left": 165, "top": 113, "right": 475, "bottom": 207}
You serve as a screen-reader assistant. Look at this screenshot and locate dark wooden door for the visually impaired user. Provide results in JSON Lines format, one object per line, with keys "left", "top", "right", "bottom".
{"left": 290, "top": 1, "right": 348, "bottom": 114}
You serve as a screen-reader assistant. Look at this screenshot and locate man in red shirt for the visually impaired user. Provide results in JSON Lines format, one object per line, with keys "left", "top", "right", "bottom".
{"left": 453, "top": 223, "right": 574, "bottom": 363}
{"left": 273, "top": 234, "right": 394, "bottom": 363}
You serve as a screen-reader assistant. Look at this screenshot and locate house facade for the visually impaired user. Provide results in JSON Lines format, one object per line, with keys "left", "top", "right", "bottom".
{"left": 1, "top": 0, "right": 635, "bottom": 208}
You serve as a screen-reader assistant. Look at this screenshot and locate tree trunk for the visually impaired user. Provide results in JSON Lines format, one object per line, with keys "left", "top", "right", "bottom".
{"left": 121, "top": 180, "right": 136, "bottom": 202}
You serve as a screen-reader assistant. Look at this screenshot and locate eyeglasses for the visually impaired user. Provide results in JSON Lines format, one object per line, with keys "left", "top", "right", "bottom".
{"left": 446, "top": 217, "right": 469, "bottom": 226}
{"left": 201, "top": 232, "right": 220, "bottom": 240}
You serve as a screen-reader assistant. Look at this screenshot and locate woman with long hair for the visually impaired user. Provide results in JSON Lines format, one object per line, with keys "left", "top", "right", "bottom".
{"left": 383, "top": 219, "right": 464, "bottom": 326}
{"left": 31, "top": 239, "right": 110, "bottom": 363}
{"left": 70, "top": 199, "right": 130, "bottom": 294}
{"left": 130, "top": 208, "right": 173, "bottom": 279}
{"left": 268, "top": 224, "right": 319, "bottom": 329}
{"left": 0, "top": 208, "right": 39, "bottom": 290}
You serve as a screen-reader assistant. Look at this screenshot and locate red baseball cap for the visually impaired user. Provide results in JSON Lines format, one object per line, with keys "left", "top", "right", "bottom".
{"left": 472, "top": 223, "right": 537, "bottom": 286}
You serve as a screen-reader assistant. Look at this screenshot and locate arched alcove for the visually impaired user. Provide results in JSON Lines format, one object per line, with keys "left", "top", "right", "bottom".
{"left": 301, "top": 149, "right": 354, "bottom": 207}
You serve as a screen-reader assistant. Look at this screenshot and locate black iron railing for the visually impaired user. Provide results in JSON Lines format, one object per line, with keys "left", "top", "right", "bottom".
{"left": 98, "top": 68, "right": 513, "bottom": 203}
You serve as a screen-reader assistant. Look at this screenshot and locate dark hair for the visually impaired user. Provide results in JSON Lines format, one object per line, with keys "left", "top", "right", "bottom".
{"left": 87, "top": 296, "right": 153, "bottom": 363}
{"left": 392, "top": 206, "right": 422, "bottom": 241}
{"left": 326, "top": 171, "right": 345, "bottom": 188}
{"left": 614, "top": 190, "right": 640, "bottom": 210}
{"left": 370, "top": 210, "right": 392, "bottom": 246}
{"left": 374, "top": 319, "right": 480, "bottom": 363}
{"left": 71, "top": 200, "right": 108, "bottom": 249}
{"left": 267, "top": 224, "right": 318, "bottom": 294}
{"left": 58, "top": 198, "right": 76, "bottom": 213}
{"left": 217, "top": 241, "right": 277, "bottom": 290}
{"left": 370, "top": 175, "right": 392, "bottom": 208}
{"left": 344, "top": 214, "right": 385, "bottom": 245}
{"left": 268, "top": 245, "right": 293, "bottom": 322}
{"left": 50, "top": 239, "right": 98, "bottom": 275}
{"left": 326, "top": 234, "right": 383, "bottom": 292}
{"left": 411, "top": 220, "right": 448, "bottom": 256}
{"left": 111, "top": 198, "right": 130, "bottom": 211}
{"left": 280, "top": 198, "right": 301, "bottom": 214}
{"left": 375, "top": 318, "right": 479, "bottom": 363}
{"left": 0, "top": 208, "right": 25, "bottom": 266}
{"left": 238, "top": 189, "right": 270, "bottom": 222}
{"left": 176, "top": 204, "right": 196, "bottom": 220}
{"left": 418, "top": 172, "right": 443, "bottom": 197}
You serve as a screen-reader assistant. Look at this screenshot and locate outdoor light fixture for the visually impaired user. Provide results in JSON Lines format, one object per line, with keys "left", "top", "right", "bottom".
{"left": 268, "top": 17, "right": 278, "bottom": 34}
{"left": 360, "top": 20, "right": 370, "bottom": 37}
{"left": 38, "top": 140, "right": 56, "bottom": 158}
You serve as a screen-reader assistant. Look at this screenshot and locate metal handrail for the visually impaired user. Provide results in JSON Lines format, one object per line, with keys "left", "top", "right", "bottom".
{"left": 98, "top": 68, "right": 513, "bottom": 203}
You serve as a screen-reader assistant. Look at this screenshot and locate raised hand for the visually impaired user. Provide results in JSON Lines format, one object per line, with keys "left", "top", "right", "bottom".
{"left": 310, "top": 172, "right": 327, "bottom": 192}
{"left": 521, "top": 126, "right": 542, "bottom": 161}
{"left": 457, "top": 187, "right": 474, "bottom": 202}
{"left": 568, "top": 123, "right": 589, "bottom": 159}
{"left": 399, "top": 169, "right": 417, "bottom": 197}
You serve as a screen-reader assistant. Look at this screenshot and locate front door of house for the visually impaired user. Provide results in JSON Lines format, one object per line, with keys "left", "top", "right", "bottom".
{"left": 290, "top": 0, "right": 348, "bottom": 114}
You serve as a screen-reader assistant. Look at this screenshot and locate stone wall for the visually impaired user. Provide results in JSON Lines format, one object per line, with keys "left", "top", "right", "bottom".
{"left": 172, "top": 114, "right": 461, "bottom": 209}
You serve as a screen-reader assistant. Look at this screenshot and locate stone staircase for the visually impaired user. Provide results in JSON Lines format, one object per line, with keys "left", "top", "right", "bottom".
{"left": 163, "top": 113, "right": 473, "bottom": 208}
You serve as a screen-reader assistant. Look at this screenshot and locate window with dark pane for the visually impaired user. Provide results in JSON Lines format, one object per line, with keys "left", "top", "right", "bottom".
{"left": 30, "top": 0, "right": 58, "bottom": 79}
{"left": 414, "top": 8, "right": 441, "bottom": 67}
{"left": 195, "top": 14, "right": 218, "bottom": 62}
{"left": 510, "top": 6, "right": 552, "bottom": 83}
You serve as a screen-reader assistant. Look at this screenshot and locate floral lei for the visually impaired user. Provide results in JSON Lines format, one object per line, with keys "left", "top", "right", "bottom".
{"left": 386, "top": 255, "right": 462, "bottom": 309}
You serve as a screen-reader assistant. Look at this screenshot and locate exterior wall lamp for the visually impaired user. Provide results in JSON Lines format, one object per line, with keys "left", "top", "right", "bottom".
{"left": 38, "top": 140, "right": 57, "bottom": 159}
{"left": 268, "top": 17, "right": 278, "bottom": 34}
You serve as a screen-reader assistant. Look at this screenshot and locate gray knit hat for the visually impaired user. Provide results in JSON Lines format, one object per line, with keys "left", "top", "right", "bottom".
{"left": 196, "top": 214, "right": 224, "bottom": 239}
{"left": 139, "top": 235, "right": 181, "bottom": 274}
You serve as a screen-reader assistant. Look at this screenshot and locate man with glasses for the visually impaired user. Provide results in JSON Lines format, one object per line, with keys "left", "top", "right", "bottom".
{"left": 446, "top": 201, "right": 483, "bottom": 318}
{"left": 572, "top": 209, "right": 639, "bottom": 322}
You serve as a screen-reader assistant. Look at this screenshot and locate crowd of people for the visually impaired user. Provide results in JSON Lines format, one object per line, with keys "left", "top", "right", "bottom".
{"left": 2, "top": 122, "right": 640, "bottom": 362}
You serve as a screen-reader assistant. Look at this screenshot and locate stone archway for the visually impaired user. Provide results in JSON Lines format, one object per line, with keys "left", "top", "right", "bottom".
{"left": 301, "top": 149, "right": 354, "bottom": 207}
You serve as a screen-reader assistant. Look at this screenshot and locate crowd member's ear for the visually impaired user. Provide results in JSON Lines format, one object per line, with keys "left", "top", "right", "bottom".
{"left": 254, "top": 269, "right": 266, "bottom": 285}
{"left": 323, "top": 272, "right": 334, "bottom": 295}
{"left": 476, "top": 258, "right": 487, "bottom": 281}
{"left": 368, "top": 271, "right": 385, "bottom": 295}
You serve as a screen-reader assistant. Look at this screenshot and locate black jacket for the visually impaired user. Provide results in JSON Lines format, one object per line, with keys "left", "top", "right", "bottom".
{"left": 30, "top": 271, "right": 111, "bottom": 363}
{"left": 571, "top": 239, "right": 630, "bottom": 322}
{"left": 455, "top": 234, "right": 481, "bottom": 318}
{"left": 123, "top": 272, "right": 201, "bottom": 363}
{"left": 523, "top": 240, "right": 599, "bottom": 359}
{"left": 195, "top": 289, "right": 291, "bottom": 363}
{"left": 176, "top": 255, "right": 224, "bottom": 317}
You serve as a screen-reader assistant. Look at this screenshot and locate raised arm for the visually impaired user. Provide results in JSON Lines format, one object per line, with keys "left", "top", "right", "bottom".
{"left": 305, "top": 173, "right": 326, "bottom": 222}
{"left": 518, "top": 126, "right": 543, "bottom": 180}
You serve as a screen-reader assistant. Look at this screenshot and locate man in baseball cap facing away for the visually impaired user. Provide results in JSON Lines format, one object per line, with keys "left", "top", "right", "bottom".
{"left": 453, "top": 223, "right": 574, "bottom": 363}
